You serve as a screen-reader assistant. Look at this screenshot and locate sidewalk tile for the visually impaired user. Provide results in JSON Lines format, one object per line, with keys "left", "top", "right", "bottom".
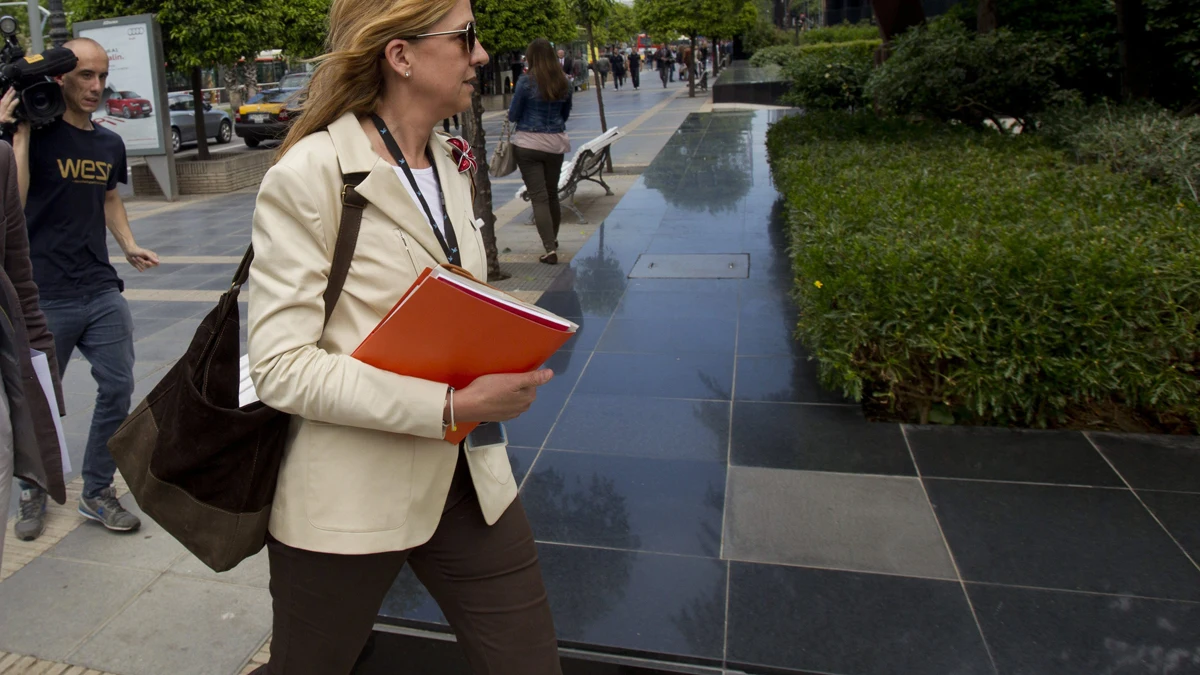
{"left": 70, "top": 575, "right": 271, "bottom": 675}
{"left": 724, "top": 466, "right": 956, "bottom": 579}
{"left": 167, "top": 548, "right": 269, "bottom": 589}
{"left": 45, "top": 498, "right": 186, "bottom": 572}
{"left": 728, "top": 562, "right": 991, "bottom": 675}
{"left": 0, "top": 557, "right": 156, "bottom": 659}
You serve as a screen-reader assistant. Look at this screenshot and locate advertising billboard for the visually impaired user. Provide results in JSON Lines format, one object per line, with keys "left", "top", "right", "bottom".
{"left": 74, "top": 15, "right": 169, "bottom": 156}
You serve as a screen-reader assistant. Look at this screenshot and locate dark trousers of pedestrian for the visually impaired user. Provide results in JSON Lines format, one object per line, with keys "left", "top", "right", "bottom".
{"left": 260, "top": 448, "right": 562, "bottom": 675}
{"left": 631, "top": 68, "right": 640, "bottom": 89}
{"left": 442, "top": 115, "right": 459, "bottom": 132}
{"left": 669, "top": 65, "right": 675, "bottom": 81}
{"left": 599, "top": 71, "right": 608, "bottom": 87}
{"left": 514, "top": 146, "right": 564, "bottom": 254}
{"left": 18, "top": 288, "right": 133, "bottom": 499}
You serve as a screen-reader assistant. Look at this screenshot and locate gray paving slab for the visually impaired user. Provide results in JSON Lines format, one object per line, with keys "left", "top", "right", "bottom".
{"left": 167, "top": 547, "right": 270, "bottom": 589}
{"left": 45, "top": 496, "right": 187, "bottom": 572}
{"left": 0, "top": 557, "right": 157, "bottom": 660}
{"left": 69, "top": 574, "right": 272, "bottom": 675}
{"left": 723, "top": 465, "right": 957, "bottom": 579}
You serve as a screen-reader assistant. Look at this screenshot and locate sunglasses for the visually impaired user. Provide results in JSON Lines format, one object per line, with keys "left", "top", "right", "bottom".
{"left": 405, "top": 21, "right": 477, "bottom": 53}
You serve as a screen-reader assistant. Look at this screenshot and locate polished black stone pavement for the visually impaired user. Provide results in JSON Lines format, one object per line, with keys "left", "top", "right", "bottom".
{"left": 369, "top": 110, "right": 1200, "bottom": 675}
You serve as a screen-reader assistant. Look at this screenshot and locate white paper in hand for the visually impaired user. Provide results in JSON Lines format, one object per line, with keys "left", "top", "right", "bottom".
{"left": 30, "top": 350, "right": 70, "bottom": 476}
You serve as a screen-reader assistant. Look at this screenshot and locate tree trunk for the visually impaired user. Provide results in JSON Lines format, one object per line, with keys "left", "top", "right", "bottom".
{"left": 462, "top": 67, "right": 504, "bottom": 280}
{"left": 220, "top": 63, "right": 242, "bottom": 112}
{"left": 976, "top": 0, "right": 997, "bottom": 33}
{"left": 191, "top": 66, "right": 210, "bottom": 161}
{"left": 688, "top": 35, "right": 696, "bottom": 98}
{"left": 586, "top": 23, "right": 613, "bottom": 173}
{"left": 238, "top": 60, "right": 259, "bottom": 98}
{"left": 1114, "top": 0, "right": 1151, "bottom": 100}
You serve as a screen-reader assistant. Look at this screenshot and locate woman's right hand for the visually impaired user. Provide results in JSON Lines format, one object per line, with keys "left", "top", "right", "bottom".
{"left": 1, "top": 88, "right": 29, "bottom": 138}
{"left": 450, "top": 369, "right": 554, "bottom": 424}
{"left": 1, "top": 88, "right": 19, "bottom": 124}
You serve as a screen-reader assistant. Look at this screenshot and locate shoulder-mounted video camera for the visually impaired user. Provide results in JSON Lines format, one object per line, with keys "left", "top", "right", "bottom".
{"left": 0, "top": 15, "right": 78, "bottom": 128}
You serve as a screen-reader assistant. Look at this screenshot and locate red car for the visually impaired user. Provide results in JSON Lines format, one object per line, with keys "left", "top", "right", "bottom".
{"left": 106, "top": 91, "right": 153, "bottom": 118}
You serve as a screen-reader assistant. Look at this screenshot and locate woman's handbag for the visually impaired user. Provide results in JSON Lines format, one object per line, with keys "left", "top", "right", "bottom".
{"left": 491, "top": 121, "right": 518, "bottom": 177}
{"left": 105, "top": 173, "right": 369, "bottom": 572}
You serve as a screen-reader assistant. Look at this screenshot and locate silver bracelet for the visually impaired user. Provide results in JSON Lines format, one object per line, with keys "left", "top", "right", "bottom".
{"left": 448, "top": 386, "right": 456, "bottom": 433}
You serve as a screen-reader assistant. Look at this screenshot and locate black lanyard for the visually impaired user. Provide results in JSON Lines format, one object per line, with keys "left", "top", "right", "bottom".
{"left": 370, "top": 114, "right": 461, "bottom": 266}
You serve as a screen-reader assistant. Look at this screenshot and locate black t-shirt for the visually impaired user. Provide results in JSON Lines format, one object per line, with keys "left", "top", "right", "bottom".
{"left": 23, "top": 120, "right": 127, "bottom": 299}
{"left": 629, "top": 53, "right": 641, "bottom": 70}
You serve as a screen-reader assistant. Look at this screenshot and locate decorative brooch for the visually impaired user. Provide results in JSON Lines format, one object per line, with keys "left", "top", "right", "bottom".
{"left": 446, "top": 137, "right": 478, "bottom": 175}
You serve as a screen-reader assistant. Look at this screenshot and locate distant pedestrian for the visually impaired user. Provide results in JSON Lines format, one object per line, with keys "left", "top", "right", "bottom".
{"left": 509, "top": 38, "right": 572, "bottom": 265}
{"left": 571, "top": 56, "right": 586, "bottom": 90}
{"left": 557, "top": 48, "right": 573, "bottom": 77}
{"left": 510, "top": 54, "right": 524, "bottom": 92}
{"left": 668, "top": 47, "right": 677, "bottom": 82}
{"left": 610, "top": 51, "right": 626, "bottom": 89}
{"left": 594, "top": 49, "right": 610, "bottom": 88}
{"left": 655, "top": 45, "right": 670, "bottom": 88}
{"left": 628, "top": 49, "right": 642, "bottom": 89}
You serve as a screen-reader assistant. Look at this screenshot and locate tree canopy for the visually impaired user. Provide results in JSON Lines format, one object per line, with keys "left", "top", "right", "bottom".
{"left": 67, "top": 0, "right": 280, "bottom": 67}
{"left": 476, "top": 0, "right": 577, "bottom": 55}
{"left": 635, "top": 0, "right": 749, "bottom": 41}
{"left": 594, "top": 2, "right": 639, "bottom": 46}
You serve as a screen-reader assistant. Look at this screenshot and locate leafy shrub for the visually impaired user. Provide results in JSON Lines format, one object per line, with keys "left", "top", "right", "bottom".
{"left": 749, "top": 39, "right": 881, "bottom": 68}
{"left": 744, "top": 20, "right": 794, "bottom": 54}
{"left": 775, "top": 40, "right": 879, "bottom": 111}
{"left": 797, "top": 21, "right": 879, "bottom": 45}
{"left": 749, "top": 45, "right": 799, "bottom": 67}
{"left": 766, "top": 111, "right": 1200, "bottom": 428}
{"left": 1042, "top": 102, "right": 1200, "bottom": 204}
{"left": 865, "top": 18, "right": 1070, "bottom": 129}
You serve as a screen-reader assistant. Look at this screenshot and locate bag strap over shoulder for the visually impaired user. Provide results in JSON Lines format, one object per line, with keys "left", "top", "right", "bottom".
{"left": 324, "top": 171, "right": 369, "bottom": 324}
{"left": 230, "top": 171, "right": 370, "bottom": 327}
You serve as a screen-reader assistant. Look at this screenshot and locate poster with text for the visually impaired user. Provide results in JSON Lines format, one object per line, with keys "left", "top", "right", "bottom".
{"left": 78, "top": 20, "right": 162, "bottom": 152}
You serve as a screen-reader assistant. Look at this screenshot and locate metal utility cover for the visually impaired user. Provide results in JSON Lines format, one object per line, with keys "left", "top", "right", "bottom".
{"left": 629, "top": 254, "right": 750, "bottom": 279}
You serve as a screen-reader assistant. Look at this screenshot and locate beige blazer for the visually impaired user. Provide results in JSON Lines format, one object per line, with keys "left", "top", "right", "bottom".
{"left": 248, "top": 112, "right": 517, "bottom": 555}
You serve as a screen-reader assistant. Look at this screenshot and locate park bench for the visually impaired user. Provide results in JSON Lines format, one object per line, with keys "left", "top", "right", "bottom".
{"left": 515, "top": 126, "right": 623, "bottom": 225}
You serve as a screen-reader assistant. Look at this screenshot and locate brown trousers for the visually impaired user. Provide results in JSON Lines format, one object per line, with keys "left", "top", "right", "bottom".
{"left": 514, "top": 146, "right": 565, "bottom": 254}
{"left": 262, "top": 449, "right": 561, "bottom": 675}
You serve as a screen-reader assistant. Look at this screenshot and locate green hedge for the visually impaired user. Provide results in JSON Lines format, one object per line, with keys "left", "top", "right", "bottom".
{"left": 767, "top": 112, "right": 1200, "bottom": 427}
{"left": 865, "top": 19, "right": 1070, "bottom": 129}
{"left": 798, "top": 22, "right": 880, "bottom": 45}
{"left": 749, "top": 39, "right": 881, "bottom": 68}
{"left": 1041, "top": 103, "right": 1200, "bottom": 205}
{"left": 780, "top": 41, "right": 880, "bottom": 111}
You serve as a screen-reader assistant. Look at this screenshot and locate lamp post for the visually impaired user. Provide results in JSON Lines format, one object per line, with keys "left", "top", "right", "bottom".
{"left": 46, "top": 0, "right": 68, "bottom": 47}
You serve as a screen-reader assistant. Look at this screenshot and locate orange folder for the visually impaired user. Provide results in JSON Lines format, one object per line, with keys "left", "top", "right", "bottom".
{"left": 352, "top": 266, "right": 578, "bottom": 444}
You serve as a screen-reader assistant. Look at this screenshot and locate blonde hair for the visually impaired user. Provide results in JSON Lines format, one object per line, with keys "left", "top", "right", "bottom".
{"left": 276, "top": 0, "right": 458, "bottom": 159}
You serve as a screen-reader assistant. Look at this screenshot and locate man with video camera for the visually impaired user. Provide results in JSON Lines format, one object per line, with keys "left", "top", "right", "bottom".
{"left": 2, "top": 37, "right": 158, "bottom": 541}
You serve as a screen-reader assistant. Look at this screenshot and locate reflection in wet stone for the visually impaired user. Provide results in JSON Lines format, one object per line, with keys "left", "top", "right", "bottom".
{"left": 644, "top": 113, "right": 755, "bottom": 215}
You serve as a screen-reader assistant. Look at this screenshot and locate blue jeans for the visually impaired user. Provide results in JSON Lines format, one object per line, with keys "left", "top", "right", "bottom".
{"left": 20, "top": 289, "right": 134, "bottom": 499}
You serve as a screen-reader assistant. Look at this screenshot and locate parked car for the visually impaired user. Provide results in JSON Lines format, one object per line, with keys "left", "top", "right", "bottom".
{"left": 234, "top": 88, "right": 303, "bottom": 148}
{"left": 167, "top": 93, "right": 233, "bottom": 153}
{"left": 279, "top": 71, "right": 312, "bottom": 90}
{"left": 106, "top": 90, "right": 153, "bottom": 118}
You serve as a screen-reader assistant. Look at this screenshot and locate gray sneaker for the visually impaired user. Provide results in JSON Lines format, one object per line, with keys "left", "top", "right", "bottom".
{"left": 79, "top": 487, "right": 141, "bottom": 532}
{"left": 15, "top": 487, "right": 47, "bottom": 541}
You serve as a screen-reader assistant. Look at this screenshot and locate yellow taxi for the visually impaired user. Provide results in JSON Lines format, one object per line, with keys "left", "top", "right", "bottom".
{"left": 234, "top": 88, "right": 302, "bottom": 147}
